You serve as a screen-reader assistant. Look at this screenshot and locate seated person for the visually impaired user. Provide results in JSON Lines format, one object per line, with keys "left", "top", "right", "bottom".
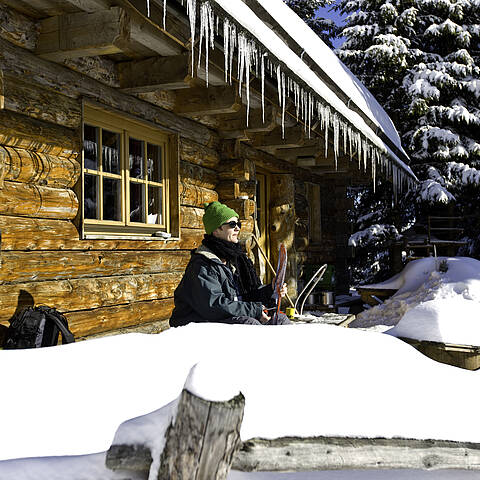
{"left": 170, "top": 201, "right": 291, "bottom": 326}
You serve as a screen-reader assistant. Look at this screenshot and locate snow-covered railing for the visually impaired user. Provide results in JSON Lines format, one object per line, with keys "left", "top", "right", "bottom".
{"left": 147, "top": 0, "right": 417, "bottom": 195}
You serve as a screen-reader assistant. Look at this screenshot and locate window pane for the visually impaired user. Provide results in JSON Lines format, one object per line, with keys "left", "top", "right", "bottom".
{"left": 102, "top": 129, "right": 120, "bottom": 174}
{"left": 148, "top": 186, "right": 163, "bottom": 225}
{"left": 83, "top": 125, "right": 98, "bottom": 170}
{"left": 147, "top": 143, "right": 162, "bottom": 183}
{"left": 130, "top": 182, "right": 145, "bottom": 223}
{"left": 84, "top": 174, "right": 98, "bottom": 219}
{"left": 129, "top": 138, "right": 144, "bottom": 179}
{"left": 103, "top": 178, "right": 121, "bottom": 221}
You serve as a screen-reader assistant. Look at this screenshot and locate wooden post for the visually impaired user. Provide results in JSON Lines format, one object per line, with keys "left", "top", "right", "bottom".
{"left": 106, "top": 389, "right": 245, "bottom": 480}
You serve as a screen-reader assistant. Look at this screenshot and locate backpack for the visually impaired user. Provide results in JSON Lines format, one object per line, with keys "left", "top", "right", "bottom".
{"left": 3, "top": 306, "right": 75, "bottom": 349}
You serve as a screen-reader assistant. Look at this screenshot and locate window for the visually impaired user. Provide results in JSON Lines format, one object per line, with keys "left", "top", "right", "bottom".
{"left": 82, "top": 104, "right": 179, "bottom": 238}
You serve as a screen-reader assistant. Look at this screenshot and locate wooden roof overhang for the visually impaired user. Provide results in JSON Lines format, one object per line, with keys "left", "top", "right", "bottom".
{"left": 8, "top": 0, "right": 417, "bottom": 191}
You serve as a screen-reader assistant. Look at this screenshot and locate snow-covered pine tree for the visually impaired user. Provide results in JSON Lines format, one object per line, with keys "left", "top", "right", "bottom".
{"left": 284, "top": 0, "right": 338, "bottom": 48}
{"left": 336, "top": 0, "right": 480, "bottom": 281}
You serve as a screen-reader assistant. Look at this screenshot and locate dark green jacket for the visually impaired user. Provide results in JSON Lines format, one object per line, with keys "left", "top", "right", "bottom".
{"left": 170, "top": 245, "right": 274, "bottom": 327}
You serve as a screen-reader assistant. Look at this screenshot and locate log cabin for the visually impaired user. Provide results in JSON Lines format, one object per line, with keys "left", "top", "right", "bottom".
{"left": 0, "top": 0, "right": 417, "bottom": 340}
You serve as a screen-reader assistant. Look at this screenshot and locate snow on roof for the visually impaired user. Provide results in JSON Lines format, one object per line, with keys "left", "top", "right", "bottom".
{"left": 352, "top": 257, "right": 480, "bottom": 345}
{"left": 209, "top": 0, "right": 417, "bottom": 187}
{"left": 2, "top": 322, "right": 480, "bottom": 475}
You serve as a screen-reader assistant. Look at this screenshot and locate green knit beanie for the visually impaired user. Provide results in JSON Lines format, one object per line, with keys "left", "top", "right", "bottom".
{"left": 203, "top": 201, "right": 239, "bottom": 235}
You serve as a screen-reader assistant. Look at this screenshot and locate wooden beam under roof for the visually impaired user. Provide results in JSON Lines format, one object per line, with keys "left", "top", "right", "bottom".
{"left": 174, "top": 86, "right": 242, "bottom": 116}
{"left": 36, "top": 6, "right": 183, "bottom": 62}
{"left": 59, "top": 0, "right": 111, "bottom": 12}
{"left": 249, "top": 126, "right": 305, "bottom": 150}
{"left": 217, "top": 105, "right": 278, "bottom": 139}
{"left": 118, "top": 54, "right": 192, "bottom": 92}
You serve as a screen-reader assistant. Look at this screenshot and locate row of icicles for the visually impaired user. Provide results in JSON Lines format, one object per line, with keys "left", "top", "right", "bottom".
{"left": 145, "top": 0, "right": 414, "bottom": 193}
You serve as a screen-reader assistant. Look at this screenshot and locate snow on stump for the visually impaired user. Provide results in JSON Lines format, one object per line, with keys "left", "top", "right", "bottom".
{"left": 106, "top": 388, "right": 245, "bottom": 480}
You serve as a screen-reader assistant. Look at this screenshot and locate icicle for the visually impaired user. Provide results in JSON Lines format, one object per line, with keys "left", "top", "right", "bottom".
{"left": 147, "top": 0, "right": 150, "bottom": 17}
{"left": 276, "top": 65, "right": 282, "bottom": 108}
{"left": 333, "top": 113, "right": 339, "bottom": 169}
{"left": 229, "top": 23, "right": 236, "bottom": 84}
{"left": 197, "top": 2, "right": 214, "bottom": 87}
{"left": 324, "top": 106, "right": 330, "bottom": 158}
{"left": 261, "top": 53, "right": 265, "bottom": 123}
{"left": 281, "top": 71, "right": 286, "bottom": 137}
{"left": 223, "top": 19, "right": 229, "bottom": 84}
{"left": 163, "top": 0, "right": 166, "bottom": 28}
{"left": 186, "top": 0, "right": 196, "bottom": 76}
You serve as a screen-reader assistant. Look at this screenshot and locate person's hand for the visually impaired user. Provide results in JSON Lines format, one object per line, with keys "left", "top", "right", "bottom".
{"left": 260, "top": 307, "right": 271, "bottom": 324}
{"left": 279, "top": 283, "right": 288, "bottom": 298}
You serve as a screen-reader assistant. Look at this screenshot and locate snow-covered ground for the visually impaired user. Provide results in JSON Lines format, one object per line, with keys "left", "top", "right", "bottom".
{"left": 351, "top": 256, "right": 480, "bottom": 345}
{"left": 2, "top": 318, "right": 480, "bottom": 479}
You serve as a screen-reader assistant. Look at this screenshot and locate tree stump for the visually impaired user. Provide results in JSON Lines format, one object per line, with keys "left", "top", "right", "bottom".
{"left": 106, "top": 389, "right": 245, "bottom": 480}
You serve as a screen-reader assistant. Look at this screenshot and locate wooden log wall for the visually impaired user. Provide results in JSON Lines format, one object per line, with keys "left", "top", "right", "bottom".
{"left": 0, "top": 28, "right": 224, "bottom": 339}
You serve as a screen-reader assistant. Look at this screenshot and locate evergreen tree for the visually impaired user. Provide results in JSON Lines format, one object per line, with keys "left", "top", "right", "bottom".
{"left": 284, "top": 0, "right": 338, "bottom": 48}
{"left": 335, "top": 0, "right": 480, "bottom": 282}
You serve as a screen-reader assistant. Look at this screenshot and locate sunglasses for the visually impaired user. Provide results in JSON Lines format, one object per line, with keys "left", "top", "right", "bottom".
{"left": 222, "top": 220, "right": 242, "bottom": 229}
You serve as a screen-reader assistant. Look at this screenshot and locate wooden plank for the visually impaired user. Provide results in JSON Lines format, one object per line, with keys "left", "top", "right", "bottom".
{"left": 180, "top": 181, "right": 218, "bottom": 207}
{"left": 0, "top": 215, "right": 204, "bottom": 251}
{"left": 233, "top": 436, "right": 480, "bottom": 471}
{"left": 118, "top": 54, "right": 192, "bottom": 93}
{"left": 0, "top": 3, "right": 39, "bottom": 51}
{"left": 0, "top": 145, "right": 80, "bottom": 188}
{"left": 66, "top": 297, "right": 174, "bottom": 338}
{"left": 218, "top": 157, "right": 255, "bottom": 182}
{"left": 0, "top": 37, "right": 217, "bottom": 148}
{"left": 175, "top": 86, "right": 242, "bottom": 116}
{"left": 0, "top": 272, "right": 180, "bottom": 324}
{"left": 0, "top": 181, "right": 78, "bottom": 219}
{"left": 0, "top": 110, "right": 80, "bottom": 158}
{"left": 0, "top": 250, "right": 190, "bottom": 284}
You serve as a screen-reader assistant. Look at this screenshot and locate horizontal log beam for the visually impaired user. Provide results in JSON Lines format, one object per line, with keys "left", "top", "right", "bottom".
{"left": 66, "top": 297, "right": 174, "bottom": 338}
{"left": 249, "top": 126, "right": 305, "bottom": 150}
{"left": 175, "top": 86, "right": 242, "bottom": 117}
{"left": 180, "top": 161, "right": 217, "bottom": 190}
{"left": 0, "top": 181, "right": 78, "bottom": 219}
{"left": 2, "top": 73, "right": 82, "bottom": 129}
{"left": 180, "top": 205, "right": 204, "bottom": 230}
{"left": 36, "top": 7, "right": 183, "bottom": 61}
{"left": 0, "top": 215, "right": 204, "bottom": 251}
{"left": 233, "top": 436, "right": 480, "bottom": 472}
{"left": 60, "top": 0, "right": 112, "bottom": 12}
{"left": 180, "top": 138, "right": 220, "bottom": 169}
{"left": 0, "top": 38, "right": 217, "bottom": 149}
{"left": 217, "top": 106, "right": 278, "bottom": 139}
{"left": 0, "top": 4, "right": 39, "bottom": 51}
{"left": 218, "top": 157, "right": 255, "bottom": 182}
{"left": 0, "top": 110, "right": 80, "bottom": 158}
{"left": 0, "top": 250, "right": 190, "bottom": 284}
{"left": 179, "top": 181, "right": 217, "bottom": 207}
{"left": 0, "top": 145, "right": 80, "bottom": 188}
{"left": 0, "top": 272, "right": 180, "bottom": 324}
{"left": 118, "top": 54, "right": 192, "bottom": 93}
{"left": 216, "top": 180, "right": 256, "bottom": 200}
{"left": 225, "top": 198, "right": 255, "bottom": 220}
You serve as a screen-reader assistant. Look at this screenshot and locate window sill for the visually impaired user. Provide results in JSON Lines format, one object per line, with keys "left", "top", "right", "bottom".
{"left": 84, "top": 234, "right": 180, "bottom": 242}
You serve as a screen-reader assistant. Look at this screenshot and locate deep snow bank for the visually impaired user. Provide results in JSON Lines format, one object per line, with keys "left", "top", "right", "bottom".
{"left": 351, "top": 257, "right": 480, "bottom": 345}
